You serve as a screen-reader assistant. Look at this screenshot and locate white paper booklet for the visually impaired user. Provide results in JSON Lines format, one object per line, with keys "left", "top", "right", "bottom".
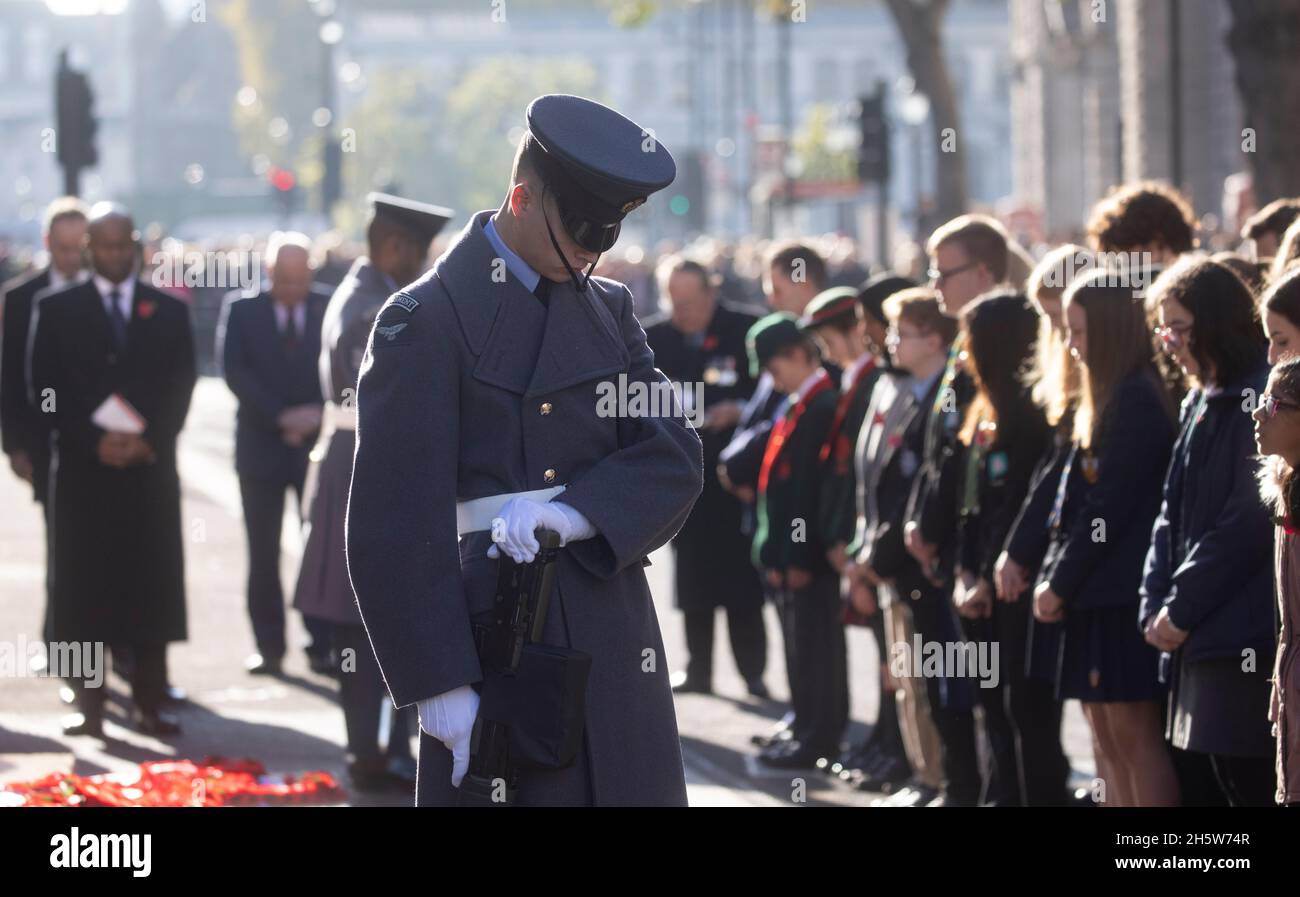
{"left": 91, "top": 393, "right": 147, "bottom": 434}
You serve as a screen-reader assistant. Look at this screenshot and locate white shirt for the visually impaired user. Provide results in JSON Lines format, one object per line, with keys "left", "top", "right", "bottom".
{"left": 273, "top": 301, "right": 307, "bottom": 338}
{"left": 94, "top": 274, "right": 134, "bottom": 323}
{"left": 841, "top": 351, "right": 877, "bottom": 392}
{"left": 49, "top": 267, "right": 85, "bottom": 292}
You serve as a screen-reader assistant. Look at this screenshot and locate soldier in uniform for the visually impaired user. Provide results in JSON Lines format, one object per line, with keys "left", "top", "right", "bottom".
{"left": 293, "top": 193, "right": 451, "bottom": 792}
{"left": 345, "top": 95, "right": 703, "bottom": 806}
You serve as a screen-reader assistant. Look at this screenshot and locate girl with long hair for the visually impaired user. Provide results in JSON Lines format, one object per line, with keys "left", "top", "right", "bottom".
{"left": 1032, "top": 269, "right": 1180, "bottom": 807}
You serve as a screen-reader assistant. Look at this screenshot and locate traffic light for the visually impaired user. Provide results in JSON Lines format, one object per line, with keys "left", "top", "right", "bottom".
{"left": 268, "top": 166, "right": 298, "bottom": 218}
{"left": 55, "top": 50, "right": 97, "bottom": 195}
{"left": 670, "top": 152, "right": 705, "bottom": 233}
{"left": 855, "top": 89, "right": 889, "bottom": 185}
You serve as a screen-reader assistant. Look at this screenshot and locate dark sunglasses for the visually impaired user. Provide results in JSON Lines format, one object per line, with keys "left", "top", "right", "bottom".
{"left": 927, "top": 260, "right": 979, "bottom": 285}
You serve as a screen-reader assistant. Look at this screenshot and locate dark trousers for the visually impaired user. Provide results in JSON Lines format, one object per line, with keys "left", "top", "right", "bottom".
{"left": 911, "top": 588, "right": 981, "bottom": 805}
{"left": 963, "top": 595, "right": 1070, "bottom": 806}
{"left": 332, "top": 623, "right": 413, "bottom": 768}
{"left": 1209, "top": 753, "right": 1276, "bottom": 807}
{"left": 74, "top": 642, "right": 167, "bottom": 716}
{"left": 683, "top": 604, "right": 767, "bottom": 685}
{"left": 239, "top": 473, "right": 327, "bottom": 660}
{"left": 780, "top": 572, "right": 848, "bottom": 754}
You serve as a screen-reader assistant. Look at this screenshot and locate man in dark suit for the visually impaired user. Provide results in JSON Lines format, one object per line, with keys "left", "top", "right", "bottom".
{"left": 2, "top": 198, "right": 87, "bottom": 500}
{"left": 644, "top": 256, "right": 767, "bottom": 698}
{"left": 216, "top": 233, "right": 328, "bottom": 676}
{"left": 27, "top": 203, "right": 196, "bottom": 737}
{"left": 2, "top": 198, "right": 86, "bottom": 679}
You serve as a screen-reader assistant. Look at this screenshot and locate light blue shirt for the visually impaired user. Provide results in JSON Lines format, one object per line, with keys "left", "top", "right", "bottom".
{"left": 483, "top": 215, "right": 541, "bottom": 294}
{"left": 911, "top": 369, "right": 942, "bottom": 404}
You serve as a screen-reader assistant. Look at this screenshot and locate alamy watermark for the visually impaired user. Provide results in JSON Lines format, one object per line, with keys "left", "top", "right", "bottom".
{"left": 595, "top": 373, "right": 704, "bottom": 427}
{"left": 889, "top": 635, "right": 1000, "bottom": 689}
{"left": 150, "top": 249, "right": 261, "bottom": 295}
{"left": 0, "top": 635, "right": 103, "bottom": 687}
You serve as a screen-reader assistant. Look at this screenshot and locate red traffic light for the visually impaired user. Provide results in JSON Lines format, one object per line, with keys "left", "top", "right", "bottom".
{"left": 268, "top": 167, "right": 296, "bottom": 192}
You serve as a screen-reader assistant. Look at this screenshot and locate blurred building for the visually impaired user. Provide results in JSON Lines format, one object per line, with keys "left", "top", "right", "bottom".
{"left": 336, "top": 0, "right": 1014, "bottom": 247}
{"left": 1010, "top": 0, "right": 1245, "bottom": 242}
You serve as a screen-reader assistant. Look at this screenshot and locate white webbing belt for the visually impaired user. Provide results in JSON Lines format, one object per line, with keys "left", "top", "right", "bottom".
{"left": 455, "top": 485, "right": 566, "bottom": 536}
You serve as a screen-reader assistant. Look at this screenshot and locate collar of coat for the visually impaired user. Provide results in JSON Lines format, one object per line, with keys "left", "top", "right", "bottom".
{"left": 429, "top": 210, "right": 631, "bottom": 398}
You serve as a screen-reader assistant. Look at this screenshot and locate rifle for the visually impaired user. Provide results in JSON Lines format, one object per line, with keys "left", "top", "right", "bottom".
{"left": 457, "top": 529, "right": 589, "bottom": 806}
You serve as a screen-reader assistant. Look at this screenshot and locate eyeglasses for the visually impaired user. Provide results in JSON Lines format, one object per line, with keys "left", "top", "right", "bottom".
{"left": 1259, "top": 393, "right": 1300, "bottom": 419}
{"left": 927, "top": 261, "right": 979, "bottom": 285}
{"left": 1153, "top": 322, "right": 1192, "bottom": 346}
{"left": 885, "top": 326, "right": 927, "bottom": 345}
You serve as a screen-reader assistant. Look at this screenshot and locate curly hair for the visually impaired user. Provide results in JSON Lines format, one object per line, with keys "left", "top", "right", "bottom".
{"left": 1086, "top": 181, "right": 1196, "bottom": 255}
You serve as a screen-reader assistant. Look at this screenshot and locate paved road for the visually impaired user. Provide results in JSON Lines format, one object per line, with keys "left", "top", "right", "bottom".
{"left": 0, "top": 377, "right": 1093, "bottom": 806}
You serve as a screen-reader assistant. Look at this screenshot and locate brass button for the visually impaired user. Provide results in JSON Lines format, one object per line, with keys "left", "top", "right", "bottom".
{"left": 540, "top": 402, "right": 553, "bottom": 416}
{"left": 543, "top": 468, "right": 557, "bottom": 483}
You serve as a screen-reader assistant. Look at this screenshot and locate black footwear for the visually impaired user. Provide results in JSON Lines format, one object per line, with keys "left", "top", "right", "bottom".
{"left": 853, "top": 753, "right": 911, "bottom": 792}
{"left": 751, "top": 713, "right": 796, "bottom": 747}
{"left": 669, "top": 670, "right": 712, "bottom": 695}
{"left": 872, "top": 782, "right": 938, "bottom": 807}
{"left": 245, "top": 653, "right": 282, "bottom": 676}
{"left": 61, "top": 711, "right": 104, "bottom": 737}
{"left": 745, "top": 678, "right": 771, "bottom": 700}
{"left": 133, "top": 708, "right": 181, "bottom": 736}
{"left": 758, "top": 741, "right": 825, "bottom": 769}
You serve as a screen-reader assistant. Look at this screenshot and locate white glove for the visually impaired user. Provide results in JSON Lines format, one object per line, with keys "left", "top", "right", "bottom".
{"left": 416, "top": 684, "right": 480, "bottom": 787}
{"left": 486, "top": 498, "right": 596, "bottom": 563}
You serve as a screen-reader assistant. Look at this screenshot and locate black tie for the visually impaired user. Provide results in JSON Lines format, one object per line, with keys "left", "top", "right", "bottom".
{"left": 282, "top": 307, "right": 299, "bottom": 352}
{"left": 107, "top": 288, "right": 127, "bottom": 350}
{"left": 532, "top": 277, "right": 551, "bottom": 309}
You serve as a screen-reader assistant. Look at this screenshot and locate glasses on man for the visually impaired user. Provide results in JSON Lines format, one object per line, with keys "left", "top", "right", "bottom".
{"left": 927, "top": 261, "right": 978, "bottom": 285}
{"left": 1259, "top": 393, "right": 1300, "bottom": 419}
{"left": 885, "top": 325, "right": 926, "bottom": 346}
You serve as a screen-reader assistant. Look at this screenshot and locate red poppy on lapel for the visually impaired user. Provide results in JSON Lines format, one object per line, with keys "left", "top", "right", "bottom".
{"left": 887, "top": 433, "right": 903, "bottom": 449}
{"left": 777, "top": 460, "right": 792, "bottom": 480}
{"left": 137, "top": 300, "right": 157, "bottom": 320}
{"left": 702, "top": 334, "right": 719, "bottom": 351}
{"left": 873, "top": 412, "right": 886, "bottom": 426}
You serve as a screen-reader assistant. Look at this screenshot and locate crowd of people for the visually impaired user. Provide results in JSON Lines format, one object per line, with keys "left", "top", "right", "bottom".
{"left": 645, "top": 185, "right": 1300, "bottom": 807}
{"left": 7, "top": 180, "right": 1300, "bottom": 807}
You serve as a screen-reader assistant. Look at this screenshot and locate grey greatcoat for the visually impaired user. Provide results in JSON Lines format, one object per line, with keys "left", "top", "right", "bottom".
{"left": 345, "top": 211, "right": 704, "bottom": 806}
{"left": 293, "top": 258, "right": 395, "bottom": 625}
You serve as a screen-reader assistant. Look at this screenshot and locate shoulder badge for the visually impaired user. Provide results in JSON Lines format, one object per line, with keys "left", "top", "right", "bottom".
{"left": 376, "top": 321, "right": 408, "bottom": 342}
{"left": 391, "top": 293, "right": 420, "bottom": 314}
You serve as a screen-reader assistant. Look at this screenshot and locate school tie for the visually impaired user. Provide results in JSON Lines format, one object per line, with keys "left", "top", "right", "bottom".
{"left": 107, "top": 288, "right": 127, "bottom": 350}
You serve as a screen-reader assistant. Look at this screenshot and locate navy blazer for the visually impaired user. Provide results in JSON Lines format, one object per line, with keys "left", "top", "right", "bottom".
{"left": 1041, "top": 368, "right": 1175, "bottom": 610}
{"left": 1139, "top": 362, "right": 1276, "bottom": 663}
{"left": 216, "top": 288, "right": 327, "bottom": 480}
